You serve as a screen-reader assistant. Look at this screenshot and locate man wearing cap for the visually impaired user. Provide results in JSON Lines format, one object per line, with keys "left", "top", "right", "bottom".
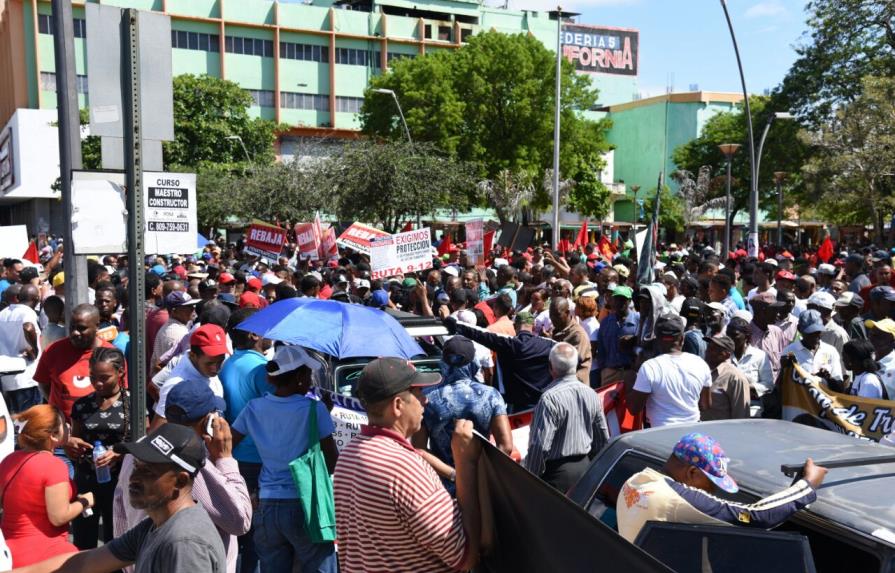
{"left": 783, "top": 309, "right": 844, "bottom": 390}
{"left": 701, "top": 336, "right": 750, "bottom": 421}
{"left": 816, "top": 263, "right": 838, "bottom": 293}
{"left": 866, "top": 285, "right": 895, "bottom": 322}
{"left": 808, "top": 292, "right": 849, "bottom": 368}
{"left": 626, "top": 315, "right": 711, "bottom": 428}
{"left": 20, "top": 424, "right": 227, "bottom": 573}
{"left": 834, "top": 292, "right": 867, "bottom": 341}
{"left": 333, "top": 357, "right": 482, "bottom": 573}
{"left": 616, "top": 432, "right": 827, "bottom": 544}
{"left": 414, "top": 336, "right": 512, "bottom": 493}
{"left": 151, "top": 324, "right": 229, "bottom": 428}
{"left": 150, "top": 290, "right": 200, "bottom": 373}
{"left": 595, "top": 286, "right": 640, "bottom": 387}
{"left": 231, "top": 345, "right": 338, "bottom": 572}
{"left": 680, "top": 298, "right": 709, "bottom": 359}
{"left": 867, "top": 319, "right": 895, "bottom": 399}
{"left": 525, "top": 343, "right": 609, "bottom": 491}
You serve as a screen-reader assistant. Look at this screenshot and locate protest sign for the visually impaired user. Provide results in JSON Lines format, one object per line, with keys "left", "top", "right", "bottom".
{"left": 782, "top": 361, "right": 895, "bottom": 441}
{"left": 144, "top": 172, "right": 197, "bottom": 255}
{"left": 0, "top": 225, "right": 29, "bottom": 259}
{"left": 319, "top": 226, "right": 338, "bottom": 259}
{"left": 370, "top": 227, "right": 433, "bottom": 280}
{"left": 244, "top": 221, "right": 287, "bottom": 261}
{"left": 466, "top": 218, "right": 484, "bottom": 266}
{"left": 294, "top": 222, "right": 320, "bottom": 260}
{"left": 336, "top": 222, "right": 389, "bottom": 255}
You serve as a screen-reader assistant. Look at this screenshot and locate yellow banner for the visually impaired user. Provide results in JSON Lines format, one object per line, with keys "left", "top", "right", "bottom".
{"left": 782, "top": 362, "right": 895, "bottom": 441}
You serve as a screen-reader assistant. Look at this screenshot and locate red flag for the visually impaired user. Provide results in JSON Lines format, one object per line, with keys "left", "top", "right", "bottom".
{"left": 401, "top": 221, "right": 413, "bottom": 232}
{"left": 438, "top": 233, "right": 453, "bottom": 256}
{"left": 817, "top": 236, "right": 834, "bottom": 263}
{"left": 22, "top": 240, "right": 39, "bottom": 264}
{"left": 483, "top": 231, "right": 495, "bottom": 262}
{"left": 573, "top": 219, "right": 588, "bottom": 250}
{"left": 598, "top": 235, "right": 613, "bottom": 259}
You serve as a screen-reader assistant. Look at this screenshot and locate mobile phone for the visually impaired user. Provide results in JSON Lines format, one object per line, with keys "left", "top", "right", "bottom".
{"left": 205, "top": 412, "right": 219, "bottom": 438}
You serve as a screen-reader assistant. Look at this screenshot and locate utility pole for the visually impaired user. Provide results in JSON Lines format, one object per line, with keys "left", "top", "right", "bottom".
{"left": 551, "top": 6, "right": 563, "bottom": 250}
{"left": 52, "top": 0, "right": 88, "bottom": 323}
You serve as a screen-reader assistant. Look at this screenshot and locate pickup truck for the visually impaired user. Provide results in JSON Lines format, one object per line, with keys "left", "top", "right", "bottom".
{"left": 567, "top": 419, "right": 895, "bottom": 573}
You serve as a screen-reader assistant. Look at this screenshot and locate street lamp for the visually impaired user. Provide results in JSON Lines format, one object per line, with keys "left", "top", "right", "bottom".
{"left": 774, "top": 171, "right": 786, "bottom": 247}
{"left": 756, "top": 111, "right": 794, "bottom": 189}
{"left": 225, "top": 135, "right": 252, "bottom": 164}
{"left": 719, "top": 143, "right": 741, "bottom": 257}
{"left": 373, "top": 88, "right": 412, "bottom": 144}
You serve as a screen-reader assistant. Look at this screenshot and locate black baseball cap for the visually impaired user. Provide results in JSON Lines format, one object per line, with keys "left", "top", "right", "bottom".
{"left": 655, "top": 314, "right": 685, "bottom": 338}
{"left": 114, "top": 424, "right": 206, "bottom": 476}
{"left": 704, "top": 334, "right": 736, "bottom": 354}
{"left": 443, "top": 335, "right": 475, "bottom": 367}
{"left": 356, "top": 357, "right": 441, "bottom": 404}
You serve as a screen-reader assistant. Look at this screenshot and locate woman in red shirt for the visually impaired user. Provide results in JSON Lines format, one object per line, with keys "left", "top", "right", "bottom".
{"left": 0, "top": 405, "right": 95, "bottom": 567}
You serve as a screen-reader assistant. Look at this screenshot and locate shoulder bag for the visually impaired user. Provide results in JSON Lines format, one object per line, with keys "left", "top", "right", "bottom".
{"left": 287, "top": 401, "right": 336, "bottom": 543}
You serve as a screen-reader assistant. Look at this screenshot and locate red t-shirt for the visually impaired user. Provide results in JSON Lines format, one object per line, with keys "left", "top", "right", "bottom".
{"left": 33, "top": 338, "right": 124, "bottom": 420}
{"left": 0, "top": 451, "right": 78, "bottom": 566}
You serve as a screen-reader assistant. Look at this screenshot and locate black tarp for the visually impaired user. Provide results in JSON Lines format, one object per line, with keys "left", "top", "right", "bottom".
{"left": 475, "top": 436, "right": 675, "bottom": 573}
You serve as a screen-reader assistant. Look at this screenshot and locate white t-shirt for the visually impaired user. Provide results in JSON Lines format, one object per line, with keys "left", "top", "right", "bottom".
{"left": 634, "top": 352, "right": 711, "bottom": 428}
{"left": 782, "top": 339, "right": 843, "bottom": 382}
{"left": 746, "top": 286, "right": 777, "bottom": 301}
{"left": 0, "top": 304, "right": 41, "bottom": 391}
{"left": 0, "top": 392, "right": 13, "bottom": 463}
{"left": 154, "top": 355, "right": 224, "bottom": 418}
{"left": 849, "top": 372, "right": 885, "bottom": 400}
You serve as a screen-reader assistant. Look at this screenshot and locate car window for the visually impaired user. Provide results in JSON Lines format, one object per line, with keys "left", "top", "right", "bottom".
{"left": 775, "top": 519, "right": 883, "bottom": 573}
{"left": 585, "top": 452, "right": 664, "bottom": 528}
{"left": 333, "top": 358, "right": 442, "bottom": 397}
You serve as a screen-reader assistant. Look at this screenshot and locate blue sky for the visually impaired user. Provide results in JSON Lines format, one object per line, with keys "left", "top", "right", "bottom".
{"left": 509, "top": 0, "right": 810, "bottom": 97}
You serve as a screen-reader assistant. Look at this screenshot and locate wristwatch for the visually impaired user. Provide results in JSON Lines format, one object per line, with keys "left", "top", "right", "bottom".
{"left": 448, "top": 469, "right": 456, "bottom": 482}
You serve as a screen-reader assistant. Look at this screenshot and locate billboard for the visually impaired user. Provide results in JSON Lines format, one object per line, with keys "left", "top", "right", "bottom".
{"left": 561, "top": 24, "right": 638, "bottom": 76}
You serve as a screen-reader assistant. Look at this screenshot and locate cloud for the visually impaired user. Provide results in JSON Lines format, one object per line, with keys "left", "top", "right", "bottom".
{"left": 504, "top": 0, "right": 640, "bottom": 11}
{"left": 745, "top": 1, "right": 786, "bottom": 18}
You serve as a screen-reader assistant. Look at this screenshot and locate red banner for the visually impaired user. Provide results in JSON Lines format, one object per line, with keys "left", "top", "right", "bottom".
{"left": 336, "top": 222, "right": 389, "bottom": 255}
{"left": 294, "top": 222, "right": 320, "bottom": 260}
{"left": 319, "top": 227, "right": 338, "bottom": 260}
{"left": 244, "top": 222, "right": 286, "bottom": 260}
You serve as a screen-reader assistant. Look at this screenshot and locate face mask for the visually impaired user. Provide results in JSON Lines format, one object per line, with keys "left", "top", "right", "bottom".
{"left": 607, "top": 282, "right": 618, "bottom": 292}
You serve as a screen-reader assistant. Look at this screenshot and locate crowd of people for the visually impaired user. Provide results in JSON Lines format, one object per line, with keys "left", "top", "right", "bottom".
{"left": 0, "top": 231, "right": 890, "bottom": 571}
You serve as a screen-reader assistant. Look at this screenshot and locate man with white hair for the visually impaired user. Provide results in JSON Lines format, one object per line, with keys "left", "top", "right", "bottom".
{"left": 524, "top": 342, "right": 610, "bottom": 492}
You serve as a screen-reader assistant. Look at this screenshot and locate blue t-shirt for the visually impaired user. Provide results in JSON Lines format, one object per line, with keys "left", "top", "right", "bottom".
{"left": 232, "top": 394, "right": 333, "bottom": 499}
{"left": 219, "top": 349, "right": 273, "bottom": 464}
{"left": 0, "top": 279, "right": 11, "bottom": 299}
{"left": 729, "top": 286, "right": 746, "bottom": 311}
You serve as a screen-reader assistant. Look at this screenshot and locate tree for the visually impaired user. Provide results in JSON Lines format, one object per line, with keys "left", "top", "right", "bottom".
{"left": 802, "top": 76, "right": 895, "bottom": 241}
{"left": 360, "top": 31, "right": 612, "bottom": 217}
{"left": 164, "top": 74, "right": 282, "bottom": 169}
{"left": 644, "top": 186, "right": 686, "bottom": 235}
{"left": 774, "top": 0, "right": 895, "bottom": 127}
{"left": 671, "top": 167, "right": 726, "bottom": 227}
{"left": 672, "top": 95, "right": 809, "bottom": 226}
{"left": 315, "top": 141, "right": 479, "bottom": 233}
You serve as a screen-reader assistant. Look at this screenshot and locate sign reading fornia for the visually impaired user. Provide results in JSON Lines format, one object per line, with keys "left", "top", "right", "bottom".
{"left": 561, "top": 24, "right": 638, "bottom": 77}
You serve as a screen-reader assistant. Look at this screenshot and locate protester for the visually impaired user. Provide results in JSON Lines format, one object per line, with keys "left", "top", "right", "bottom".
{"left": 414, "top": 336, "right": 512, "bottom": 492}
{"left": 150, "top": 291, "right": 200, "bottom": 373}
{"left": 595, "top": 286, "right": 640, "bottom": 386}
{"left": 15, "top": 424, "right": 227, "bottom": 572}
{"left": 616, "top": 433, "right": 827, "bottom": 543}
{"left": 70, "top": 348, "right": 136, "bottom": 550}
{"left": 784, "top": 309, "right": 844, "bottom": 391}
{"left": 726, "top": 317, "right": 773, "bottom": 410}
{"left": 842, "top": 340, "right": 887, "bottom": 399}
{"left": 834, "top": 292, "right": 867, "bottom": 341}
{"left": 0, "top": 405, "right": 94, "bottom": 567}
{"left": 700, "top": 335, "right": 750, "bottom": 421}
{"left": 0, "top": 284, "right": 42, "bottom": 414}
{"left": 627, "top": 315, "right": 712, "bottom": 428}
{"left": 866, "top": 318, "right": 895, "bottom": 399}
{"left": 333, "top": 358, "right": 482, "bottom": 573}
{"left": 748, "top": 291, "right": 787, "bottom": 380}
{"left": 525, "top": 343, "right": 609, "bottom": 491}
{"left": 549, "top": 296, "right": 592, "bottom": 383}
{"left": 231, "top": 345, "right": 338, "bottom": 573}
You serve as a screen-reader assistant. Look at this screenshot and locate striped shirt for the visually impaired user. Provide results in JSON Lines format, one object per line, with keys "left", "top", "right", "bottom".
{"left": 524, "top": 375, "right": 610, "bottom": 477}
{"left": 333, "top": 425, "right": 467, "bottom": 573}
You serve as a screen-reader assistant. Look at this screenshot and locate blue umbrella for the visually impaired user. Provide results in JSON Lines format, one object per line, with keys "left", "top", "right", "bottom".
{"left": 237, "top": 298, "right": 425, "bottom": 359}
{"left": 197, "top": 233, "right": 211, "bottom": 248}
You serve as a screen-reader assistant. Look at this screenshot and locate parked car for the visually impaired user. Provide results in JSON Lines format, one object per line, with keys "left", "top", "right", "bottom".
{"left": 567, "top": 419, "right": 895, "bottom": 573}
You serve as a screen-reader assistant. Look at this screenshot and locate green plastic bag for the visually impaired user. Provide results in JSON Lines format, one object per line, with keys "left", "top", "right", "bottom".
{"left": 288, "top": 401, "right": 336, "bottom": 543}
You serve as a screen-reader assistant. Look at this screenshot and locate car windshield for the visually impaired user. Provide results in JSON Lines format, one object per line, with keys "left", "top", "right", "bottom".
{"left": 334, "top": 358, "right": 442, "bottom": 398}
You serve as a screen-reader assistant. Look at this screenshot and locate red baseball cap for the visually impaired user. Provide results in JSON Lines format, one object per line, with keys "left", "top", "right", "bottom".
{"left": 173, "top": 265, "right": 187, "bottom": 279}
{"left": 776, "top": 270, "right": 796, "bottom": 281}
{"left": 190, "top": 324, "right": 228, "bottom": 357}
{"left": 246, "top": 277, "right": 262, "bottom": 291}
{"left": 239, "top": 292, "right": 263, "bottom": 309}
{"left": 218, "top": 272, "right": 235, "bottom": 285}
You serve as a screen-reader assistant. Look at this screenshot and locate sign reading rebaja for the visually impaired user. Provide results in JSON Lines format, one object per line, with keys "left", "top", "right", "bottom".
{"left": 144, "top": 172, "right": 196, "bottom": 254}
{"left": 370, "top": 228, "right": 433, "bottom": 279}
{"left": 561, "top": 24, "right": 638, "bottom": 76}
{"left": 245, "top": 222, "right": 287, "bottom": 261}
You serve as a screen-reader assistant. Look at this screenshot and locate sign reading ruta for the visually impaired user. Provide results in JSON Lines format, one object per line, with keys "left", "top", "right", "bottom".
{"left": 370, "top": 228, "right": 433, "bottom": 280}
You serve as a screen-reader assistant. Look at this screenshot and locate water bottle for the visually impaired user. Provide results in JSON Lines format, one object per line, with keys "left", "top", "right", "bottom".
{"left": 93, "top": 441, "right": 111, "bottom": 484}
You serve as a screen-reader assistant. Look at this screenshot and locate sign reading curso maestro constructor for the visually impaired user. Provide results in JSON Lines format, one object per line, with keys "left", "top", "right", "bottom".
{"left": 561, "top": 24, "right": 638, "bottom": 77}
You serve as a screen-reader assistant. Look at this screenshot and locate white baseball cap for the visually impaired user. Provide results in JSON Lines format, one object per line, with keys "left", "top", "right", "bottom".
{"left": 807, "top": 291, "right": 836, "bottom": 310}
{"left": 268, "top": 345, "right": 318, "bottom": 376}
{"left": 262, "top": 273, "right": 283, "bottom": 287}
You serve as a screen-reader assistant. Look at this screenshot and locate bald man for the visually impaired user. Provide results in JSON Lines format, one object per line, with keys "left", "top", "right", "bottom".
{"left": 0, "top": 284, "right": 43, "bottom": 414}
{"left": 549, "top": 297, "right": 592, "bottom": 384}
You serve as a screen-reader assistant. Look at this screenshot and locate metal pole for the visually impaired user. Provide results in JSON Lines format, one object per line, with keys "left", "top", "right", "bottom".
{"left": 776, "top": 176, "right": 784, "bottom": 247}
{"left": 724, "top": 159, "right": 732, "bottom": 257}
{"left": 755, "top": 117, "right": 774, "bottom": 191}
{"left": 52, "top": 0, "right": 87, "bottom": 324}
{"left": 720, "top": 0, "right": 757, "bottom": 258}
{"left": 391, "top": 93, "right": 412, "bottom": 145}
{"left": 123, "top": 9, "right": 147, "bottom": 440}
{"left": 551, "top": 6, "right": 562, "bottom": 250}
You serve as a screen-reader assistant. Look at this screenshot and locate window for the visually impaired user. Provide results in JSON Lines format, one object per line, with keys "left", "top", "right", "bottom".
{"left": 281, "top": 91, "right": 330, "bottom": 111}
{"left": 225, "top": 35, "right": 273, "bottom": 57}
{"left": 40, "top": 72, "right": 88, "bottom": 94}
{"left": 245, "top": 89, "right": 275, "bottom": 108}
{"left": 333, "top": 46, "right": 376, "bottom": 67}
{"left": 425, "top": 24, "right": 432, "bottom": 39}
{"left": 438, "top": 26, "right": 452, "bottom": 41}
{"left": 38, "top": 14, "right": 86, "bottom": 38}
{"left": 460, "top": 28, "right": 473, "bottom": 43}
{"left": 171, "top": 30, "right": 220, "bottom": 53}
{"left": 387, "top": 52, "right": 416, "bottom": 65}
{"left": 335, "top": 96, "right": 363, "bottom": 114}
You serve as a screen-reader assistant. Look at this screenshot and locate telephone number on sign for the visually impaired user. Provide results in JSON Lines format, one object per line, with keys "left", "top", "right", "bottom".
{"left": 148, "top": 221, "right": 189, "bottom": 232}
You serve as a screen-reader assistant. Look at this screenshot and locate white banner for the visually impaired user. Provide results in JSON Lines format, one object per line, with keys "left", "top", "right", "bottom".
{"left": 370, "top": 227, "right": 433, "bottom": 280}
{"left": 144, "top": 172, "right": 197, "bottom": 255}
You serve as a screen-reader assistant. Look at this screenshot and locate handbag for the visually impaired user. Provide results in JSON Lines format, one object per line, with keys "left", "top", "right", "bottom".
{"left": 287, "top": 400, "right": 336, "bottom": 543}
